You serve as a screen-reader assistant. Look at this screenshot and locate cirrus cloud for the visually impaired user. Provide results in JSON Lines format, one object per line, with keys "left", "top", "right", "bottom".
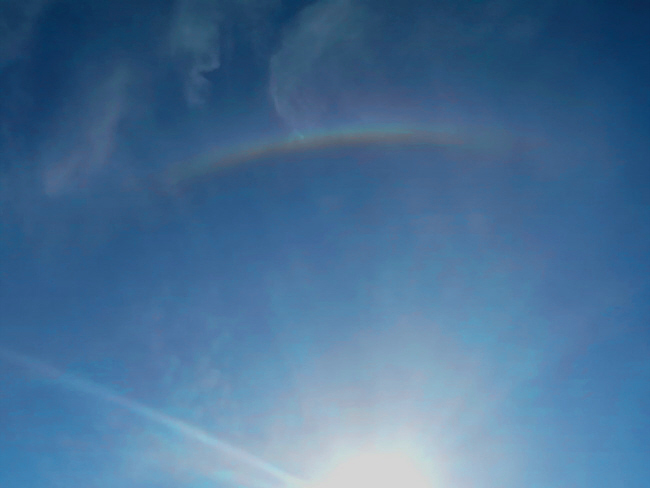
{"left": 41, "top": 65, "right": 131, "bottom": 196}
{"left": 169, "top": 0, "right": 223, "bottom": 106}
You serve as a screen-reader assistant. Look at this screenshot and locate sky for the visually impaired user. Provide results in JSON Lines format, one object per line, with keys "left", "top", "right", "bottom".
{"left": 0, "top": 0, "right": 649, "bottom": 487}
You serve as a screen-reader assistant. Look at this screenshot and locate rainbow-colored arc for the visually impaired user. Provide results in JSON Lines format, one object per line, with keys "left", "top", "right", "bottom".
{"left": 161, "top": 124, "right": 466, "bottom": 191}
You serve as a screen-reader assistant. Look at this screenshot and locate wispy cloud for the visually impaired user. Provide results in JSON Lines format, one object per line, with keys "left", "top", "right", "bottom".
{"left": 269, "top": 0, "right": 372, "bottom": 131}
{"left": 269, "top": 0, "right": 560, "bottom": 131}
{"left": 169, "top": 0, "right": 223, "bottom": 106}
{"left": 41, "top": 65, "right": 130, "bottom": 196}
{"left": 168, "top": 0, "right": 282, "bottom": 107}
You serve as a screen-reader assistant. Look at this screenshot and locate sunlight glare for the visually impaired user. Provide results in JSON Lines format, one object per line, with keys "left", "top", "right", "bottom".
{"left": 309, "top": 449, "right": 431, "bottom": 488}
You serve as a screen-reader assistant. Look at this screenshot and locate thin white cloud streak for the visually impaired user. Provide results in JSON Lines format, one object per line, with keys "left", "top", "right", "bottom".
{"left": 41, "top": 65, "right": 130, "bottom": 196}
{"left": 0, "top": 345, "right": 304, "bottom": 488}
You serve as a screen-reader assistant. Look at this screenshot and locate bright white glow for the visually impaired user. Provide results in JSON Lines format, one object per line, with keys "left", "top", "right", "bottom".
{"left": 309, "top": 449, "right": 431, "bottom": 488}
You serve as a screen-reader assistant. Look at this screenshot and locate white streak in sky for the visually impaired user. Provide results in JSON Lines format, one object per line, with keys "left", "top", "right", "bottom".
{"left": 0, "top": 346, "right": 303, "bottom": 488}
{"left": 41, "top": 65, "right": 131, "bottom": 196}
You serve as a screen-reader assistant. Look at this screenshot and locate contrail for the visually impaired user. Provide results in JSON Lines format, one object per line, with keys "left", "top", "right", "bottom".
{"left": 0, "top": 346, "right": 304, "bottom": 488}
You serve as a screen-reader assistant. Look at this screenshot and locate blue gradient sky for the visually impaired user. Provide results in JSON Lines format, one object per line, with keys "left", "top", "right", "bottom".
{"left": 1, "top": 1, "right": 649, "bottom": 487}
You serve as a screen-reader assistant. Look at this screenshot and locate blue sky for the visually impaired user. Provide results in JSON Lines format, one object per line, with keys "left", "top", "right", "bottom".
{"left": 1, "top": 1, "right": 649, "bottom": 487}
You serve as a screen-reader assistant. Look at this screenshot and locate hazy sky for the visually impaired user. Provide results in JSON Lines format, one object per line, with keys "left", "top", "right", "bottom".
{"left": 1, "top": 1, "right": 649, "bottom": 487}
